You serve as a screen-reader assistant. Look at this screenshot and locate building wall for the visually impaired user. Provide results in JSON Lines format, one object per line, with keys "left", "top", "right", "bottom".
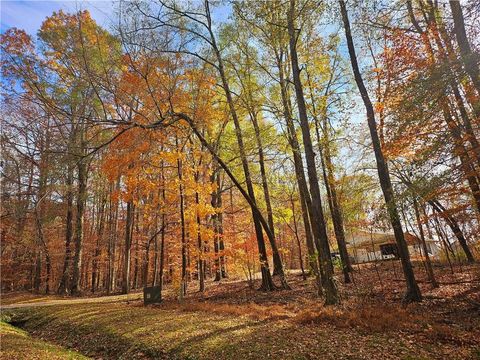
{"left": 349, "top": 242, "right": 440, "bottom": 264}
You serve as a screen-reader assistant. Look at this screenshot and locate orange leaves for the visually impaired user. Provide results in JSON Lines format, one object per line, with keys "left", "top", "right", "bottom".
{"left": 0, "top": 28, "right": 33, "bottom": 56}
{"left": 1, "top": 28, "right": 36, "bottom": 84}
{"left": 374, "top": 102, "right": 384, "bottom": 114}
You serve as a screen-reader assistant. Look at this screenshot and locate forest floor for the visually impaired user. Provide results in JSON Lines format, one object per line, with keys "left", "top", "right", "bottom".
{"left": 1, "top": 261, "right": 479, "bottom": 360}
{"left": 0, "top": 321, "right": 87, "bottom": 359}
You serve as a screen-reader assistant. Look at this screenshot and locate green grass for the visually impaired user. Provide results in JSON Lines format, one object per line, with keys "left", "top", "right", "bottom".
{"left": 3, "top": 301, "right": 478, "bottom": 360}
{"left": 0, "top": 321, "right": 88, "bottom": 359}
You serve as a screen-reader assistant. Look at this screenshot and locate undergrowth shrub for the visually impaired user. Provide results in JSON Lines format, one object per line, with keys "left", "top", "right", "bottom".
{"left": 294, "top": 304, "right": 424, "bottom": 333}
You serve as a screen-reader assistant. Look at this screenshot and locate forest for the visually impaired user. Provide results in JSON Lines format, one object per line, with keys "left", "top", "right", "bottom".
{"left": 1, "top": 1, "right": 479, "bottom": 359}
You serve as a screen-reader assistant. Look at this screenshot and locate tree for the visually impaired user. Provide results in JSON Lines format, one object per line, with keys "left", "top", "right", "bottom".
{"left": 339, "top": 0, "right": 421, "bottom": 302}
{"left": 288, "top": 0, "right": 338, "bottom": 304}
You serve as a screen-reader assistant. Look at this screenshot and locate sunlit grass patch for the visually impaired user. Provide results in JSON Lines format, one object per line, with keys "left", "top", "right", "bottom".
{"left": 160, "top": 300, "right": 293, "bottom": 321}
{"left": 0, "top": 321, "right": 88, "bottom": 359}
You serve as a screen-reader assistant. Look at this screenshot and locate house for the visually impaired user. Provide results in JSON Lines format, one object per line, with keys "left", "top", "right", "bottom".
{"left": 344, "top": 229, "right": 440, "bottom": 264}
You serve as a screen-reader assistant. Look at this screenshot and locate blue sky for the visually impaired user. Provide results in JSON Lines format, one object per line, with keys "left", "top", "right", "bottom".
{"left": 1, "top": 0, "right": 113, "bottom": 35}
{"left": 1, "top": 1, "right": 231, "bottom": 36}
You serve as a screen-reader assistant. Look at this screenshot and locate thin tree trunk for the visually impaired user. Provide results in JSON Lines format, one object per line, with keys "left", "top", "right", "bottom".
{"left": 71, "top": 145, "right": 87, "bottom": 296}
{"left": 235, "top": 53, "right": 285, "bottom": 278}
{"left": 210, "top": 164, "right": 226, "bottom": 281}
{"left": 143, "top": 233, "right": 152, "bottom": 288}
{"left": 107, "top": 178, "right": 120, "bottom": 294}
{"left": 306, "top": 68, "right": 352, "bottom": 282}
{"left": 424, "top": 11, "right": 480, "bottom": 171}
{"left": 177, "top": 137, "right": 188, "bottom": 297}
{"left": 249, "top": 109, "right": 284, "bottom": 278}
{"left": 340, "top": 0, "right": 421, "bottom": 302}
{"left": 410, "top": 4, "right": 480, "bottom": 213}
{"left": 290, "top": 194, "right": 306, "bottom": 280}
{"left": 155, "top": 155, "right": 167, "bottom": 294}
{"left": 158, "top": 217, "right": 166, "bottom": 297}
{"left": 429, "top": 199, "right": 474, "bottom": 262}
{"left": 218, "top": 176, "right": 226, "bottom": 278}
{"left": 179, "top": 113, "right": 283, "bottom": 288}
{"left": 196, "top": 185, "right": 205, "bottom": 292}
{"left": 33, "top": 234, "right": 42, "bottom": 293}
{"left": 92, "top": 194, "right": 106, "bottom": 293}
{"left": 122, "top": 200, "right": 134, "bottom": 294}
{"left": 211, "top": 169, "right": 221, "bottom": 282}
{"left": 34, "top": 208, "right": 50, "bottom": 294}
{"left": 152, "top": 210, "right": 159, "bottom": 287}
{"left": 58, "top": 163, "right": 74, "bottom": 294}
{"left": 413, "top": 198, "right": 438, "bottom": 288}
{"left": 204, "top": 1, "right": 277, "bottom": 291}
{"left": 441, "top": 104, "right": 480, "bottom": 214}
{"left": 449, "top": 1, "right": 480, "bottom": 97}
{"left": 289, "top": 0, "right": 337, "bottom": 304}
{"left": 276, "top": 51, "right": 322, "bottom": 294}
{"left": 133, "top": 210, "right": 140, "bottom": 289}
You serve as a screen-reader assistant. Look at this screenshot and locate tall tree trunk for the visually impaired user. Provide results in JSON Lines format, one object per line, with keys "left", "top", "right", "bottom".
{"left": 449, "top": 1, "right": 480, "bottom": 97}
{"left": 276, "top": 52, "right": 322, "bottom": 293}
{"left": 71, "top": 148, "right": 87, "bottom": 296}
{"left": 33, "top": 230, "right": 42, "bottom": 293}
{"left": 249, "top": 109, "right": 285, "bottom": 278}
{"left": 158, "top": 211, "right": 167, "bottom": 300}
{"left": 306, "top": 68, "right": 353, "bottom": 282}
{"left": 441, "top": 104, "right": 480, "bottom": 213}
{"left": 236, "top": 52, "right": 285, "bottom": 278}
{"left": 413, "top": 198, "right": 438, "bottom": 288}
{"left": 107, "top": 178, "right": 120, "bottom": 294}
{"left": 33, "top": 235, "right": 42, "bottom": 293}
{"left": 177, "top": 138, "right": 188, "bottom": 297}
{"left": 92, "top": 194, "right": 106, "bottom": 293}
{"left": 427, "top": 12, "right": 480, "bottom": 169}
{"left": 410, "top": 2, "right": 480, "bottom": 212}
{"left": 340, "top": 0, "right": 421, "bottom": 302}
{"left": 154, "top": 155, "right": 167, "bottom": 291}
{"left": 34, "top": 125, "right": 51, "bottom": 294}
{"left": 195, "top": 170, "right": 205, "bottom": 292}
{"left": 211, "top": 164, "right": 227, "bottom": 281}
{"left": 133, "top": 210, "right": 140, "bottom": 289}
{"left": 180, "top": 114, "right": 283, "bottom": 288}
{"left": 58, "top": 163, "right": 74, "bottom": 295}
{"left": 211, "top": 169, "right": 221, "bottom": 282}
{"left": 425, "top": 14, "right": 480, "bottom": 179}
{"left": 290, "top": 194, "right": 306, "bottom": 280}
{"left": 158, "top": 216, "right": 166, "bottom": 297}
{"left": 218, "top": 175, "right": 227, "bottom": 278}
{"left": 143, "top": 234, "right": 152, "bottom": 288}
{"left": 34, "top": 209, "right": 50, "bottom": 294}
{"left": 398, "top": 174, "right": 474, "bottom": 263}
{"left": 122, "top": 200, "right": 134, "bottom": 294}
{"left": 318, "top": 142, "right": 351, "bottom": 283}
{"left": 153, "top": 217, "right": 159, "bottom": 287}
{"left": 204, "top": 1, "right": 277, "bottom": 291}
{"left": 429, "top": 199, "right": 475, "bottom": 262}
{"left": 289, "top": 0, "right": 337, "bottom": 304}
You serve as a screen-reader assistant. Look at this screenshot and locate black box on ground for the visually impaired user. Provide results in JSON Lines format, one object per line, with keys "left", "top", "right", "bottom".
{"left": 143, "top": 286, "right": 162, "bottom": 305}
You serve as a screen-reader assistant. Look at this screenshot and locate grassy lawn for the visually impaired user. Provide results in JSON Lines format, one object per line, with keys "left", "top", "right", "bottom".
{"left": 2, "top": 264, "right": 479, "bottom": 359}
{"left": 3, "top": 300, "right": 479, "bottom": 360}
{"left": 0, "top": 321, "right": 88, "bottom": 360}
